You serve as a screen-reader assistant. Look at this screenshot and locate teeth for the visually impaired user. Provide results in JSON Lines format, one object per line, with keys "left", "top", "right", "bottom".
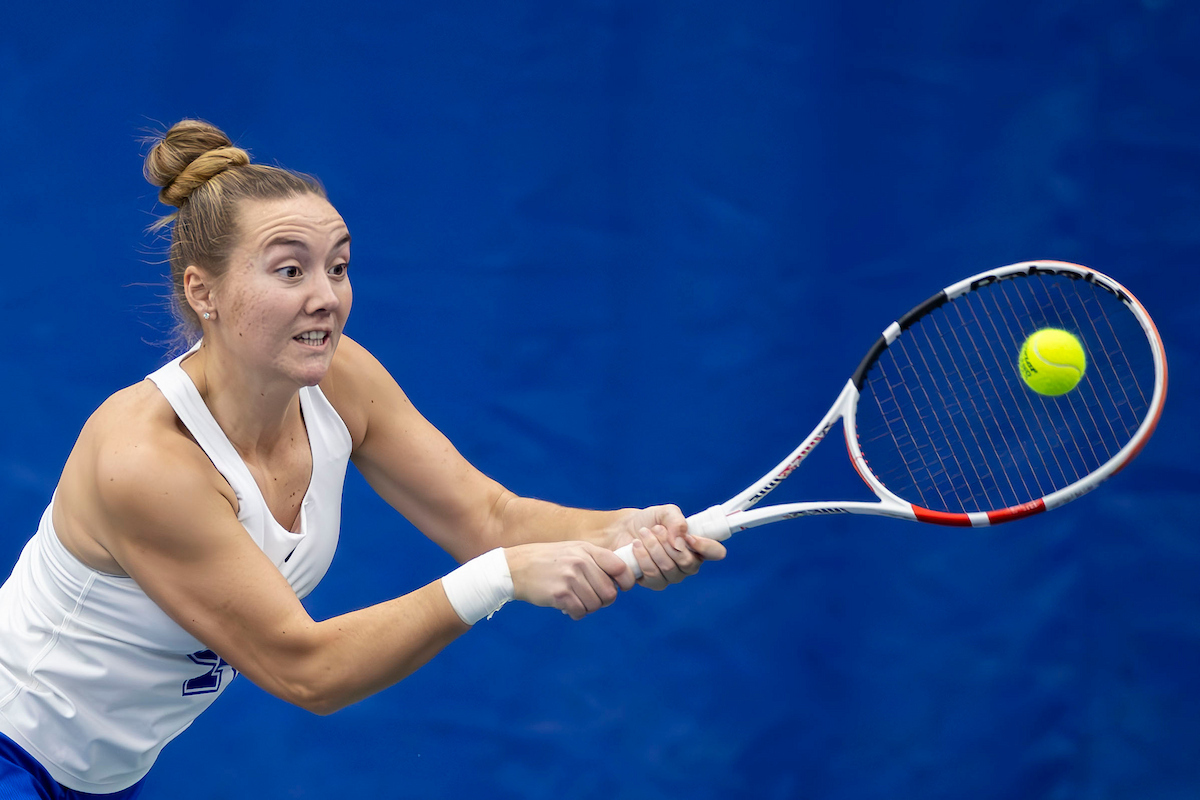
{"left": 295, "top": 331, "right": 328, "bottom": 346}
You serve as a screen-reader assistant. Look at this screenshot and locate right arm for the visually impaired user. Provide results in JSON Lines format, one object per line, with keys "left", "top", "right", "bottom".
{"left": 95, "top": 433, "right": 468, "bottom": 715}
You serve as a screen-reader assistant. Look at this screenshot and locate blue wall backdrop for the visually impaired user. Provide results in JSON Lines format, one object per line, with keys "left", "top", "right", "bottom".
{"left": 2, "top": 2, "right": 1198, "bottom": 798}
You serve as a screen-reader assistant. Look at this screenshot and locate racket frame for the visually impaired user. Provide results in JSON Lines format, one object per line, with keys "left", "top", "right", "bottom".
{"left": 687, "top": 260, "right": 1167, "bottom": 540}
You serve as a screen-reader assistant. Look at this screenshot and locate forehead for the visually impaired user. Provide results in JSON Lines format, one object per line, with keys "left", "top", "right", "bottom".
{"left": 235, "top": 194, "right": 349, "bottom": 251}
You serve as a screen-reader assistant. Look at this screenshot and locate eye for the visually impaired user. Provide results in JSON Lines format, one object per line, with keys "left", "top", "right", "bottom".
{"left": 329, "top": 262, "right": 349, "bottom": 277}
{"left": 279, "top": 265, "right": 302, "bottom": 279}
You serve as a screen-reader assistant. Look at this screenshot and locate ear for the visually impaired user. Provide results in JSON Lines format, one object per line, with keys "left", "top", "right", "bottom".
{"left": 183, "top": 265, "right": 217, "bottom": 319}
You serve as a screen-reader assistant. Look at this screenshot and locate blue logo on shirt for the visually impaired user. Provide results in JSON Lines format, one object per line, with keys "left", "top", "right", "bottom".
{"left": 183, "top": 650, "right": 238, "bottom": 696}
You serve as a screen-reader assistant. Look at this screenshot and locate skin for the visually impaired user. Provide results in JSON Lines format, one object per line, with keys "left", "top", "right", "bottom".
{"left": 50, "top": 193, "right": 725, "bottom": 715}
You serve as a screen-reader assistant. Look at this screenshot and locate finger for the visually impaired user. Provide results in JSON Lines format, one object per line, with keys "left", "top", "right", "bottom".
{"left": 561, "top": 597, "right": 586, "bottom": 621}
{"left": 652, "top": 504, "right": 688, "bottom": 536}
{"left": 685, "top": 533, "right": 727, "bottom": 562}
{"left": 582, "top": 570, "right": 620, "bottom": 610}
{"left": 631, "top": 535, "right": 667, "bottom": 590}
{"left": 588, "top": 544, "right": 637, "bottom": 592}
{"left": 558, "top": 575, "right": 602, "bottom": 618}
{"left": 648, "top": 523, "right": 707, "bottom": 579}
{"left": 637, "top": 526, "right": 685, "bottom": 588}
{"left": 648, "top": 525, "right": 688, "bottom": 573}
{"left": 573, "top": 551, "right": 622, "bottom": 611}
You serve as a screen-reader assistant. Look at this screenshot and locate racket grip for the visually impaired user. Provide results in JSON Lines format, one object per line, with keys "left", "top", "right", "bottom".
{"left": 613, "top": 506, "right": 732, "bottom": 580}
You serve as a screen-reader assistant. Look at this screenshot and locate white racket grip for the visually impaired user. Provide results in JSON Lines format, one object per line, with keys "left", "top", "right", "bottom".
{"left": 613, "top": 506, "right": 732, "bottom": 580}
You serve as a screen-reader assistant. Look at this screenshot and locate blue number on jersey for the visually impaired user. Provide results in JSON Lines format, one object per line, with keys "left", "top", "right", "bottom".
{"left": 183, "top": 650, "right": 238, "bottom": 696}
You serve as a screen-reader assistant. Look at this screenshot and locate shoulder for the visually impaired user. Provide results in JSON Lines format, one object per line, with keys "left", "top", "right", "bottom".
{"left": 51, "top": 378, "right": 239, "bottom": 573}
{"left": 84, "top": 380, "right": 198, "bottom": 465}
{"left": 322, "top": 333, "right": 394, "bottom": 391}
{"left": 75, "top": 379, "right": 237, "bottom": 523}
{"left": 319, "top": 335, "right": 414, "bottom": 450}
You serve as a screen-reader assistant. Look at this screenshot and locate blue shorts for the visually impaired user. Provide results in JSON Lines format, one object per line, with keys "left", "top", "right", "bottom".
{"left": 0, "top": 733, "right": 144, "bottom": 800}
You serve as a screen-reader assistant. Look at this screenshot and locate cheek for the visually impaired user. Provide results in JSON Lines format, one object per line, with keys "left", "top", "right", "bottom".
{"left": 226, "top": 285, "right": 285, "bottom": 339}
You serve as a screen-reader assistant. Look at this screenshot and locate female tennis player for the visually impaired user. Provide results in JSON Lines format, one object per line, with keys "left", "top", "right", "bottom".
{"left": 0, "top": 119, "right": 725, "bottom": 798}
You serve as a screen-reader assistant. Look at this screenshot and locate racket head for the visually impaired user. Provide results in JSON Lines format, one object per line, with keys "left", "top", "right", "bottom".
{"left": 845, "top": 260, "right": 1166, "bottom": 526}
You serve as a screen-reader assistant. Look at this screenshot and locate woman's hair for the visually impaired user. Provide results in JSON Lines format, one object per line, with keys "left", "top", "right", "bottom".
{"left": 143, "top": 120, "right": 327, "bottom": 345}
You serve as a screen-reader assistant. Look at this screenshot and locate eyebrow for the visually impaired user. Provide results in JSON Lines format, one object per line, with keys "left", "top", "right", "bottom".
{"left": 265, "top": 237, "right": 309, "bottom": 252}
{"left": 264, "top": 233, "right": 351, "bottom": 252}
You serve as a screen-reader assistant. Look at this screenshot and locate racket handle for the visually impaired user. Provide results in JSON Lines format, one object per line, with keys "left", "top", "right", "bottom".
{"left": 613, "top": 506, "right": 732, "bottom": 580}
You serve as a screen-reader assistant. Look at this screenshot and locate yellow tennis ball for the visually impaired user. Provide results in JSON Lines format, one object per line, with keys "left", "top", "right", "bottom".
{"left": 1018, "top": 328, "right": 1086, "bottom": 396}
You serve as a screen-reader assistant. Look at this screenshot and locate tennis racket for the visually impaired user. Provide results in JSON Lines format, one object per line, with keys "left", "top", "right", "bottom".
{"left": 616, "top": 260, "right": 1167, "bottom": 578}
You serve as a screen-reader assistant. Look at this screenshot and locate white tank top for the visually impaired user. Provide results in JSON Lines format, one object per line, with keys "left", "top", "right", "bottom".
{"left": 0, "top": 350, "right": 352, "bottom": 793}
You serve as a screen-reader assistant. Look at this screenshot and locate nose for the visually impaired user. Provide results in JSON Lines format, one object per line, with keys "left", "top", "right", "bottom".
{"left": 306, "top": 271, "right": 344, "bottom": 315}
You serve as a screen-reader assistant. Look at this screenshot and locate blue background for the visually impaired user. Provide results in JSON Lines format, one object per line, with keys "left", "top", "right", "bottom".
{"left": 2, "top": 2, "right": 1198, "bottom": 798}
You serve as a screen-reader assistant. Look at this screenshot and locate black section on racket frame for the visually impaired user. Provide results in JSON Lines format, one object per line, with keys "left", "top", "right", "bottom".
{"left": 850, "top": 290, "right": 950, "bottom": 390}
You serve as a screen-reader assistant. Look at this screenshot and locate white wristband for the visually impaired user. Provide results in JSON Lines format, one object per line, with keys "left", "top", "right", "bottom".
{"left": 440, "top": 548, "right": 514, "bottom": 625}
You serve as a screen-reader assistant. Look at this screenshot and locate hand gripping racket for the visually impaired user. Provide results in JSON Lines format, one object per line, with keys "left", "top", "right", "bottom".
{"left": 616, "top": 260, "right": 1167, "bottom": 578}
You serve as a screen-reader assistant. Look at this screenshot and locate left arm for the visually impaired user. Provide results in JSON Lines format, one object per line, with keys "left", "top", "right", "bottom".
{"left": 491, "top": 496, "right": 724, "bottom": 589}
{"left": 321, "top": 336, "right": 724, "bottom": 587}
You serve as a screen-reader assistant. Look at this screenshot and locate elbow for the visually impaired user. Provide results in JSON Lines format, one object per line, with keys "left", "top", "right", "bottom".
{"left": 300, "top": 696, "right": 344, "bottom": 717}
{"left": 266, "top": 657, "right": 350, "bottom": 716}
{"left": 254, "top": 625, "right": 357, "bottom": 716}
{"left": 282, "top": 679, "right": 346, "bottom": 716}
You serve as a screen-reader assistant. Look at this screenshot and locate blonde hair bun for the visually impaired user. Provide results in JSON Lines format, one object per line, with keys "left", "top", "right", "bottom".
{"left": 143, "top": 118, "right": 326, "bottom": 348}
{"left": 143, "top": 120, "right": 251, "bottom": 208}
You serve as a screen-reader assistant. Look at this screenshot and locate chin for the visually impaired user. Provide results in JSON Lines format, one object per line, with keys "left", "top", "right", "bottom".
{"left": 293, "top": 360, "right": 333, "bottom": 387}
{"left": 286, "top": 336, "right": 338, "bottom": 386}
{"left": 277, "top": 356, "right": 332, "bottom": 388}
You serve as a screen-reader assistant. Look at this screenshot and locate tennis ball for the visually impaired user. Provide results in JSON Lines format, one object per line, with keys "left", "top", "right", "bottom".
{"left": 1018, "top": 328, "right": 1086, "bottom": 396}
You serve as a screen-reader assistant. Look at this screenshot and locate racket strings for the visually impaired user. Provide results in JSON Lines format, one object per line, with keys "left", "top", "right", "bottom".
{"left": 869, "top": 350, "right": 955, "bottom": 510}
{"left": 937, "top": 300, "right": 1043, "bottom": 505}
{"left": 857, "top": 274, "right": 1155, "bottom": 514}
{"left": 885, "top": 315, "right": 1013, "bottom": 511}
{"left": 1066, "top": 282, "right": 1147, "bottom": 438}
{"left": 990, "top": 282, "right": 1085, "bottom": 489}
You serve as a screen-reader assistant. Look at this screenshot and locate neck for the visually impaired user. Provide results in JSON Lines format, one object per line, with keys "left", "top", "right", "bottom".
{"left": 180, "top": 343, "right": 303, "bottom": 459}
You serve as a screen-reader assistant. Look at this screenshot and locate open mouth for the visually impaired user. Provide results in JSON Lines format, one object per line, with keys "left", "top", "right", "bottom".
{"left": 295, "top": 331, "right": 330, "bottom": 347}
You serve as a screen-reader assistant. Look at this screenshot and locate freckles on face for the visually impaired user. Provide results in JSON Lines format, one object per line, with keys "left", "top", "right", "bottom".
{"left": 222, "top": 264, "right": 277, "bottom": 341}
{"left": 221, "top": 263, "right": 310, "bottom": 371}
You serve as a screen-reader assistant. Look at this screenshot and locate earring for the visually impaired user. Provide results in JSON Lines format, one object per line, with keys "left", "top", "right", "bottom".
{"left": 203, "top": 312, "right": 212, "bottom": 320}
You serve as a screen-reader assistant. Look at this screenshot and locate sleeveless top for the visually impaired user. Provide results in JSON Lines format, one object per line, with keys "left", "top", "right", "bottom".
{"left": 0, "top": 349, "right": 352, "bottom": 793}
